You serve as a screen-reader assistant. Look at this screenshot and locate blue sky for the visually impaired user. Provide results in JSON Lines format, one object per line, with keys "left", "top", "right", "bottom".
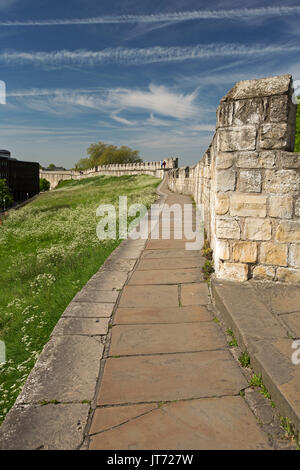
{"left": 0, "top": 0, "right": 300, "bottom": 168}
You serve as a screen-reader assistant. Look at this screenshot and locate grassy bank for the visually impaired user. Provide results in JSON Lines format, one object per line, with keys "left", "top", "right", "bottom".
{"left": 0, "top": 174, "right": 160, "bottom": 423}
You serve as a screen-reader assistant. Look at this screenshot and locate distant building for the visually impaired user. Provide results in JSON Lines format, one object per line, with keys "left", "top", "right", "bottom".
{"left": 0, "top": 150, "right": 39, "bottom": 203}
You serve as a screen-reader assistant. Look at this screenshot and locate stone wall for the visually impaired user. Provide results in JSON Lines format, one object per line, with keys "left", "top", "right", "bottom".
{"left": 168, "top": 74, "right": 300, "bottom": 282}
{"left": 40, "top": 158, "right": 178, "bottom": 189}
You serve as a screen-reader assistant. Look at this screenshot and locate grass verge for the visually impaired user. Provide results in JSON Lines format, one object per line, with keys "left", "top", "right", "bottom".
{"left": 0, "top": 174, "right": 160, "bottom": 424}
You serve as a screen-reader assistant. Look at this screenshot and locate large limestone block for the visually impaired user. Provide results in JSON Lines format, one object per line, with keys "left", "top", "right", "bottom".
{"left": 268, "top": 95, "right": 289, "bottom": 122}
{"left": 236, "top": 151, "right": 276, "bottom": 169}
{"left": 269, "top": 195, "right": 293, "bottom": 219}
{"left": 296, "top": 199, "right": 300, "bottom": 217}
{"left": 252, "top": 265, "right": 275, "bottom": 281}
{"left": 278, "top": 152, "right": 300, "bottom": 169}
{"left": 216, "top": 218, "right": 240, "bottom": 239}
{"left": 259, "top": 123, "right": 288, "bottom": 150}
{"left": 260, "top": 242, "right": 288, "bottom": 266}
{"left": 232, "top": 241, "right": 257, "bottom": 263}
{"left": 275, "top": 221, "right": 300, "bottom": 243}
{"left": 216, "top": 152, "right": 234, "bottom": 169}
{"left": 216, "top": 169, "right": 236, "bottom": 192}
{"left": 221, "top": 74, "right": 292, "bottom": 101}
{"left": 218, "top": 126, "right": 256, "bottom": 152}
{"left": 215, "top": 239, "right": 230, "bottom": 260}
{"left": 218, "top": 262, "right": 249, "bottom": 282}
{"left": 243, "top": 218, "right": 272, "bottom": 241}
{"left": 215, "top": 193, "right": 229, "bottom": 215}
{"left": 289, "top": 244, "right": 300, "bottom": 268}
{"left": 276, "top": 267, "right": 300, "bottom": 283}
{"left": 238, "top": 170, "right": 262, "bottom": 192}
{"left": 233, "top": 98, "right": 266, "bottom": 125}
{"left": 264, "top": 169, "right": 300, "bottom": 194}
{"left": 230, "top": 193, "right": 267, "bottom": 217}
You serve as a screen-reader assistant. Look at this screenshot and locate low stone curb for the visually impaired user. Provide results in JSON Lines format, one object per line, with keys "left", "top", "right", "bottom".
{"left": 0, "top": 175, "right": 167, "bottom": 450}
{"left": 211, "top": 278, "right": 300, "bottom": 433}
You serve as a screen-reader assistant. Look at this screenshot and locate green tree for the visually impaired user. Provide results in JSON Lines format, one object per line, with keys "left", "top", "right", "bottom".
{"left": 47, "top": 163, "right": 56, "bottom": 169}
{"left": 75, "top": 141, "right": 142, "bottom": 170}
{"left": 39, "top": 178, "right": 50, "bottom": 192}
{"left": 0, "top": 179, "right": 13, "bottom": 210}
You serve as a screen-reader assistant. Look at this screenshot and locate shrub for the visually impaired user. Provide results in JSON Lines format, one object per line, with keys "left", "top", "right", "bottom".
{"left": 39, "top": 178, "right": 50, "bottom": 191}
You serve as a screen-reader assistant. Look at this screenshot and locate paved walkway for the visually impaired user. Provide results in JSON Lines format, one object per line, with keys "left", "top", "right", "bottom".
{"left": 88, "top": 181, "right": 271, "bottom": 450}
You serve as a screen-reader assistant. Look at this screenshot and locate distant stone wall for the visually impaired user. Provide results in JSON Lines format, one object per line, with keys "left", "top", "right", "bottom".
{"left": 168, "top": 74, "right": 300, "bottom": 283}
{"left": 40, "top": 158, "right": 178, "bottom": 190}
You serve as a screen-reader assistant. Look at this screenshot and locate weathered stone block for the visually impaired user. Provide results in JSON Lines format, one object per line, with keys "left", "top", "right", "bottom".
{"left": 269, "top": 195, "right": 293, "bottom": 219}
{"left": 218, "top": 262, "right": 249, "bottom": 282}
{"left": 215, "top": 240, "right": 230, "bottom": 260}
{"left": 215, "top": 152, "right": 234, "bottom": 169}
{"left": 238, "top": 170, "right": 262, "bottom": 193}
{"left": 275, "top": 221, "right": 300, "bottom": 243}
{"left": 232, "top": 241, "right": 257, "bottom": 263}
{"left": 258, "top": 151, "right": 276, "bottom": 168}
{"left": 218, "top": 126, "right": 256, "bottom": 152}
{"left": 278, "top": 151, "right": 300, "bottom": 169}
{"left": 216, "top": 218, "right": 240, "bottom": 239}
{"left": 221, "top": 74, "right": 292, "bottom": 101}
{"left": 230, "top": 193, "right": 267, "bottom": 217}
{"left": 264, "top": 169, "right": 299, "bottom": 194}
{"left": 289, "top": 244, "right": 300, "bottom": 268}
{"left": 236, "top": 151, "right": 259, "bottom": 168}
{"left": 215, "top": 193, "right": 229, "bottom": 215}
{"left": 268, "top": 95, "right": 289, "bottom": 122}
{"left": 216, "top": 169, "right": 236, "bottom": 192}
{"left": 296, "top": 199, "right": 300, "bottom": 217}
{"left": 243, "top": 218, "right": 272, "bottom": 241}
{"left": 252, "top": 265, "right": 275, "bottom": 281}
{"left": 259, "top": 123, "right": 288, "bottom": 150}
{"left": 217, "top": 102, "right": 234, "bottom": 127}
{"left": 233, "top": 98, "right": 266, "bottom": 126}
{"left": 236, "top": 151, "right": 276, "bottom": 169}
{"left": 276, "top": 267, "right": 300, "bottom": 283}
{"left": 260, "top": 242, "right": 288, "bottom": 266}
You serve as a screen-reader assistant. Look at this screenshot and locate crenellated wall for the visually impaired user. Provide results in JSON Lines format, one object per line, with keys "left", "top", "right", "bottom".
{"left": 40, "top": 158, "right": 178, "bottom": 190}
{"left": 168, "top": 74, "right": 300, "bottom": 283}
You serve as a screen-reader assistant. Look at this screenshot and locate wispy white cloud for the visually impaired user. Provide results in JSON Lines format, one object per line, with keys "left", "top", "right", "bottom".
{"left": 2, "top": 6, "right": 300, "bottom": 26}
{"left": 147, "top": 113, "right": 173, "bottom": 126}
{"left": 106, "top": 84, "right": 198, "bottom": 119}
{"left": 110, "top": 113, "right": 137, "bottom": 126}
{"left": 1, "top": 43, "right": 299, "bottom": 67}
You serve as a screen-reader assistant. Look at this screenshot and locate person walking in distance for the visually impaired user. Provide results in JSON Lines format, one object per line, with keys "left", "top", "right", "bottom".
{"left": 163, "top": 160, "right": 166, "bottom": 169}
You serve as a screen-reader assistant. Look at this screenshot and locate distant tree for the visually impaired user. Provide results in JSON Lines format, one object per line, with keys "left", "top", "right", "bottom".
{"left": 0, "top": 179, "right": 13, "bottom": 210}
{"left": 47, "top": 163, "right": 56, "bottom": 169}
{"left": 40, "top": 178, "right": 50, "bottom": 192}
{"left": 75, "top": 141, "right": 142, "bottom": 170}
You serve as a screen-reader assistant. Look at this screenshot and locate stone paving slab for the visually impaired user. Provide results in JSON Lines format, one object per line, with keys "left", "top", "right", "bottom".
{"left": 101, "top": 258, "right": 136, "bottom": 272}
{"left": 146, "top": 239, "right": 191, "bottom": 250}
{"left": 0, "top": 403, "right": 90, "bottom": 450}
{"left": 73, "top": 289, "right": 119, "bottom": 303}
{"left": 212, "top": 280, "right": 288, "bottom": 354}
{"left": 136, "top": 257, "right": 205, "bottom": 270}
{"left": 62, "top": 302, "right": 114, "bottom": 318}
{"left": 16, "top": 335, "right": 104, "bottom": 404}
{"left": 251, "top": 283, "right": 300, "bottom": 315}
{"left": 128, "top": 268, "right": 203, "bottom": 285}
{"left": 109, "top": 322, "right": 226, "bottom": 356}
{"left": 89, "top": 404, "right": 156, "bottom": 435}
{"left": 280, "top": 312, "right": 300, "bottom": 338}
{"left": 86, "top": 271, "right": 128, "bottom": 290}
{"left": 181, "top": 283, "right": 210, "bottom": 306}
{"left": 119, "top": 285, "right": 179, "bottom": 308}
{"left": 141, "top": 249, "right": 200, "bottom": 259}
{"left": 113, "top": 305, "right": 212, "bottom": 325}
{"left": 252, "top": 339, "right": 300, "bottom": 432}
{"left": 90, "top": 397, "right": 270, "bottom": 450}
{"left": 97, "top": 350, "right": 247, "bottom": 405}
{"left": 51, "top": 317, "right": 109, "bottom": 336}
